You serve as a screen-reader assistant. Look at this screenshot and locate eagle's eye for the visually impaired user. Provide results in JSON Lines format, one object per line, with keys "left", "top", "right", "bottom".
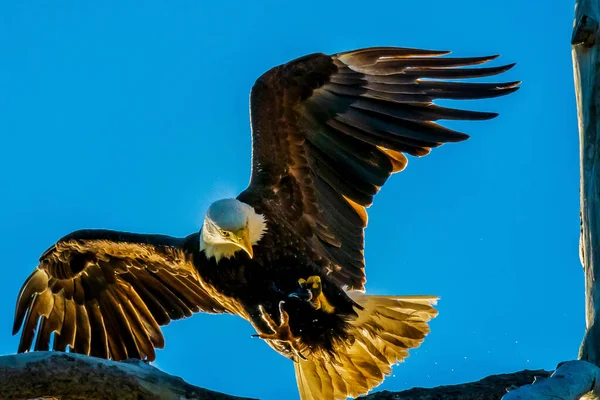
{"left": 220, "top": 230, "right": 230, "bottom": 238}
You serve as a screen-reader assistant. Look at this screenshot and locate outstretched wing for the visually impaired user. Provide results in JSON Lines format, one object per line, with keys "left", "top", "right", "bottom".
{"left": 240, "top": 47, "right": 519, "bottom": 290}
{"left": 12, "top": 229, "right": 229, "bottom": 361}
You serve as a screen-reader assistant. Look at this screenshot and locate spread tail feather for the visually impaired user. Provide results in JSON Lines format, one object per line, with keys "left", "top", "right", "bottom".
{"left": 294, "top": 293, "right": 438, "bottom": 400}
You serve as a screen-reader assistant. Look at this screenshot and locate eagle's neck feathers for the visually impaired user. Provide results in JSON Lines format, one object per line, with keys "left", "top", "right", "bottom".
{"left": 246, "top": 208, "right": 268, "bottom": 244}
{"left": 200, "top": 241, "right": 241, "bottom": 263}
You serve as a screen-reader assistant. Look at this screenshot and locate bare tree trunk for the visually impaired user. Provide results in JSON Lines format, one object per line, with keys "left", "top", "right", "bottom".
{"left": 573, "top": 0, "right": 600, "bottom": 368}
{"left": 498, "top": 0, "right": 600, "bottom": 397}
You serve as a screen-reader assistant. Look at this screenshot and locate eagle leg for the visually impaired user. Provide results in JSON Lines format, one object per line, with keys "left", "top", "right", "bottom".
{"left": 289, "top": 275, "right": 335, "bottom": 314}
{"left": 252, "top": 301, "right": 307, "bottom": 361}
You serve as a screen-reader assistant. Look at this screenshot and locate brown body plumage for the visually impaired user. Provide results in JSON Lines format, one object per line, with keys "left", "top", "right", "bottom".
{"left": 13, "top": 47, "right": 518, "bottom": 400}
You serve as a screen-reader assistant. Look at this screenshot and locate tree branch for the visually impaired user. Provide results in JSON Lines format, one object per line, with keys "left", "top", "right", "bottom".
{"left": 0, "top": 352, "right": 256, "bottom": 400}
{"left": 0, "top": 352, "right": 555, "bottom": 400}
{"left": 362, "top": 369, "right": 551, "bottom": 400}
{"left": 502, "top": 361, "right": 600, "bottom": 400}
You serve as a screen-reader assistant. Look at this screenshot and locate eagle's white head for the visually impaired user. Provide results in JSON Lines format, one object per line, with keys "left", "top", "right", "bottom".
{"left": 200, "top": 198, "right": 267, "bottom": 262}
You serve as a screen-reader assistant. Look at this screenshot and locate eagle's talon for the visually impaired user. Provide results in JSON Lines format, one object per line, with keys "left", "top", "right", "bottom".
{"left": 256, "top": 301, "right": 292, "bottom": 340}
{"left": 258, "top": 304, "right": 279, "bottom": 333}
{"left": 254, "top": 301, "right": 307, "bottom": 360}
{"left": 290, "top": 275, "right": 335, "bottom": 313}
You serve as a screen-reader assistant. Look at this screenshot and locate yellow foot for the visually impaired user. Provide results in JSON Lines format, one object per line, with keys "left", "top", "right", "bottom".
{"left": 293, "top": 275, "right": 335, "bottom": 314}
{"left": 252, "top": 301, "right": 307, "bottom": 361}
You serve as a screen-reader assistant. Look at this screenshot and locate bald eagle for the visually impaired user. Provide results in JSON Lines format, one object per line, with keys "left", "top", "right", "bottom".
{"left": 12, "top": 47, "right": 518, "bottom": 400}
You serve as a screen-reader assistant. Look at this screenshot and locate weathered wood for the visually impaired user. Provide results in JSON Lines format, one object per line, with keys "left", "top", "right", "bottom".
{"left": 0, "top": 352, "right": 554, "bottom": 400}
{"left": 573, "top": 0, "right": 600, "bottom": 367}
{"left": 501, "top": 361, "right": 600, "bottom": 400}
{"left": 0, "top": 352, "right": 256, "bottom": 400}
{"left": 480, "top": 1, "right": 600, "bottom": 398}
{"left": 362, "top": 369, "right": 551, "bottom": 400}
{"left": 505, "top": 1, "right": 600, "bottom": 398}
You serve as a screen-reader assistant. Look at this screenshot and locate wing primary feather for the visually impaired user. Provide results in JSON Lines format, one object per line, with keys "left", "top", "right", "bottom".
{"left": 351, "top": 98, "right": 499, "bottom": 122}
{"left": 54, "top": 298, "right": 77, "bottom": 351}
{"left": 34, "top": 319, "right": 52, "bottom": 351}
{"left": 307, "top": 142, "right": 377, "bottom": 205}
{"left": 312, "top": 175, "right": 365, "bottom": 228}
{"left": 18, "top": 295, "right": 40, "bottom": 353}
{"left": 111, "top": 284, "right": 156, "bottom": 360}
{"left": 343, "top": 55, "right": 500, "bottom": 75}
{"left": 339, "top": 107, "right": 467, "bottom": 145}
{"left": 86, "top": 299, "right": 109, "bottom": 359}
{"left": 336, "top": 47, "right": 451, "bottom": 66}
{"left": 117, "top": 279, "right": 165, "bottom": 348}
{"left": 152, "top": 270, "right": 203, "bottom": 313}
{"left": 35, "top": 292, "right": 65, "bottom": 351}
{"left": 120, "top": 273, "right": 171, "bottom": 326}
{"left": 326, "top": 118, "right": 433, "bottom": 157}
{"left": 302, "top": 114, "right": 394, "bottom": 185}
{"left": 13, "top": 269, "right": 48, "bottom": 335}
{"left": 73, "top": 303, "right": 91, "bottom": 355}
{"left": 25, "top": 289, "right": 54, "bottom": 351}
{"left": 135, "top": 269, "right": 192, "bottom": 319}
{"left": 405, "top": 62, "right": 516, "bottom": 79}
{"left": 97, "top": 290, "right": 133, "bottom": 361}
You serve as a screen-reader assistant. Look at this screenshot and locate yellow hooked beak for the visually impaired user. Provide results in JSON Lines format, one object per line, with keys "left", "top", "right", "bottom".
{"left": 234, "top": 228, "right": 253, "bottom": 259}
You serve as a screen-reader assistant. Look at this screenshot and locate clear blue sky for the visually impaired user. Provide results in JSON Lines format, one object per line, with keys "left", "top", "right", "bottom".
{"left": 0, "top": 1, "right": 580, "bottom": 399}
